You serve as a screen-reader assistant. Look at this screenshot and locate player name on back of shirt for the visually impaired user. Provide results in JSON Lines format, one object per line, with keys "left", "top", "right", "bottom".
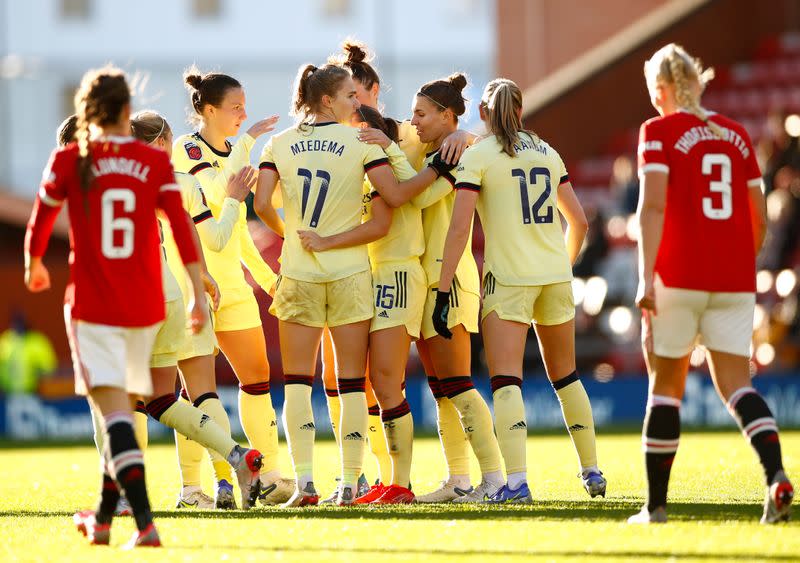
{"left": 290, "top": 139, "right": 346, "bottom": 157}
{"left": 673, "top": 124, "right": 751, "bottom": 158}
{"left": 91, "top": 157, "right": 150, "bottom": 182}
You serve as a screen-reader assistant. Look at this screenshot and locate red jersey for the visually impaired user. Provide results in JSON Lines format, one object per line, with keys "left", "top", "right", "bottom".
{"left": 638, "top": 111, "right": 762, "bottom": 292}
{"left": 25, "top": 136, "right": 199, "bottom": 327}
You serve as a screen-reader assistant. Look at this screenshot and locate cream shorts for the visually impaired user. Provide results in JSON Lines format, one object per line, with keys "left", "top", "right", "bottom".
{"left": 420, "top": 279, "right": 479, "bottom": 340}
{"left": 150, "top": 299, "right": 186, "bottom": 368}
{"left": 214, "top": 286, "right": 262, "bottom": 332}
{"left": 370, "top": 260, "right": 426, "bottom": 338}
{"left": 65, "top": 304, "right": 160, "bottom": 397}
{"left": 270, "top": 270, "right": 374, "bottom": 328}
{"left": 481, "top": 272, "right": 575, "bottom": 326}
{"left": 648, "top": 276, "right": 755, "bottom": 358}
{"left": 178, "top": 295, "right": 218, "bottom": 361}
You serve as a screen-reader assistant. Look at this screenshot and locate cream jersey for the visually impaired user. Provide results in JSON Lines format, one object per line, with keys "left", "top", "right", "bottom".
{"left": 364, "top": 142, "right": 425, "bottom": 265}
{"left": 455, "top": 134, "right": 572, "bottom": 286}
{"left": 157, "top": 218, "right": 182, "bottom": 302}
{"left": 259, "top": 122, "right": 389, "bottom": 282}
{"left": 163, "top": 172, "right": 241, "bottom": 301}
{"left": 172, "top": 132, "right": 277, "bottom": 293}
{"left": 396, "top": 120, "right": 429, "bottom": 172}
{"left": 420, "top": 151, "right": 480, "bottom": 293}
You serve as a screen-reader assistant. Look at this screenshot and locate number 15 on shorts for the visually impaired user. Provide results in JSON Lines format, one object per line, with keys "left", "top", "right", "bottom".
{"left": 375, "top": 284, "right": 395, "bottom": 310}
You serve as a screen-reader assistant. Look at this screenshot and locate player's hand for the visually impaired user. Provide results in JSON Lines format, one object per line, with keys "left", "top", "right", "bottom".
{"left": 432, "top": 290, "right": 452, "bottom": 339}
{"left": 187, "top": 294, "right": 209, "bottom": 334}
{"left": 357, "top": 127, "right": 391, "bottom": 149}
{"left": 226, "top": 166, "right": 257, "bottom": 201}
{"left": 440, "top": 130, "right": 471, "bottom": 164}
{"left": 297, "top": 230, "right": 329, "bottom": 252}
{"left": 428, "top": 151, "right": 458, "bottom": 177}
{"left": 202, "top": 271, "right": 221, "bottom": 311}
{"left": 25, "top": 258, "right": 51, "bottom": 293}
{"left": 635, "top": 278, "right": 656, "bottom": 315}
{"left": 246, "top": 115, "right": 280, "bottom": 139}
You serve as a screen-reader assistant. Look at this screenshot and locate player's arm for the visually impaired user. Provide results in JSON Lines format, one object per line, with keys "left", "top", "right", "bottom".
{"left": 239, "top": 220, "right": 278, "bottom": 295}
{"left": 298, "top": 194, "right": 392, "bottom": 252}
{"left": 24, "top": 151, "right": 66, "bottom": 292}
{"left": 438, "top": 187, "right": 479, "bottom": 292}
{"left": 192, "top": 167, "right": 254, "bottom": 252}
{"left": 747, "top": 179, "right": 767, "bottom": 254}
{"left": 358, "top": 133, "right": 446, "bottom": 208}
{"left": 555, "top": 180, "right": 589, "bottom": 264}
{"left": 159, "top": 179, "right": 207, "bottom": 332}
{"left": 254, "top": 140, "right": 286, "bottom": 238}
{"left": 366, "top": 158, "right": 449, "bottom": 208}
{"left": 636, "top": 170, "right": 667, "bottom": 313}
{"left": 439, "top": 129, "right": 478, "bottom": 164}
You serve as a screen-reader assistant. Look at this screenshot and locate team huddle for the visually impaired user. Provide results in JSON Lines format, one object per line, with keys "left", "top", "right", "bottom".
{"left": 23, "top": 40, "right": 793, "bottom": 548}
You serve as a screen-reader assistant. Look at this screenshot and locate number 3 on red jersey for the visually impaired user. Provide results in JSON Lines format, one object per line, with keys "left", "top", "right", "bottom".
{"left": 701, "top": 153, "right": 732, "bottom": 220}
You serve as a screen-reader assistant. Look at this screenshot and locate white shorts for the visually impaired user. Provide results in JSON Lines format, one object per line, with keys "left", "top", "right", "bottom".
{"left": 648, "top": 277, "right": 755, "bottom": 358}
{"left": 65, "top": 305, "right": 161, "bottom": 397}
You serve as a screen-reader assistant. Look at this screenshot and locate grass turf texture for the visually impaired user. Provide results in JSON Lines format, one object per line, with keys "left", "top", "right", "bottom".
{"left": 0, "top": 432, "right": 796, "bottom": 561}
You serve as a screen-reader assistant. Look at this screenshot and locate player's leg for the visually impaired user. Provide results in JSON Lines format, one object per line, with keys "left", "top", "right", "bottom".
{"left": 147, "top": 365, "right": 262, "bottom": 510}
{"left": 415, "top": 339, "right": 472, "bottom": 502}
{"left": 482, "top": 311, "right": 531, "bottom": 503}
{"left": 629, "top": 281, "right": 703, "bottom": 524}
{"left": 364, "top": 368, "right": 391, "bottom": 492}
{"left": 68, "top": 316, "right": 159, "bottom": 546}
{"left": 177, "top": 355, "right": 235, "bottom": 508}
{"left": 363, "top": 326, "right": 415, "bottom": 504}
{"left": 426, "top": 326, "right": 504, "bottom": 502}
{"left": 329, "top": 319, "right": 371, "bottom": 505}
{"left": 216, "top": 327, "right": 291, "bottom": 504}
{"left": 278, "top": 320, "right": 323, "bottom": 506}
{"left": 531, "top": 281, "right": 604, "bottom": 497}
{"left": 703, "top": 291, "right": 792, "bottom": 523}
{"left": 535, "top": 319, "right": 604, "bottom": 497}
{"left": 171, "top": 388, "right": 211, "bottom": 509}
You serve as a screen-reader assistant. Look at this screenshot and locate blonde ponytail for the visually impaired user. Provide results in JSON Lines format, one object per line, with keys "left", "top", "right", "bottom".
{"left": 645, "top": 44, "right": 723, "bottom": 137}
{"left": 482, "top": 78, "right": 537, "bottom": 157}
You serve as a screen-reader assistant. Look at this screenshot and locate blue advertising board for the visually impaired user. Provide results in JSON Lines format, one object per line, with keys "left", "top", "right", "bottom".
{"left": 1, "top": 373, "right": 799, "bottom": 441}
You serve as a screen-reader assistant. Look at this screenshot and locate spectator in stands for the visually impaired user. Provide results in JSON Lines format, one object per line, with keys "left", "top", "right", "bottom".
{"left": 609, "top": 155, "right": 640, "bottom": 215}
{"left": 0, "top": 311, "right": 56, "bottom": 394}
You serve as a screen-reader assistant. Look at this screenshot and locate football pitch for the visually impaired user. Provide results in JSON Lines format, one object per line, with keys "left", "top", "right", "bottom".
{"left": 0, "top": 431, "right": 797, "bottom": 562}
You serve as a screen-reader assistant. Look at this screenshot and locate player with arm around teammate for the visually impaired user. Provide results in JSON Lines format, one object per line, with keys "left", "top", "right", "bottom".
{"left": 629, "top": 44, "right": 792, "bottom": 524}
{"left": 435, "top": 78, "right": 606, "bottom": 503}
{"left": 25, "top": 66, "right": 206, "bottom": 547}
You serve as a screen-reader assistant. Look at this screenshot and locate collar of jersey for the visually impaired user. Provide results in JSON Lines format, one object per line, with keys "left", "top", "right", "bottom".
{"left": 96, "top": 135, "right": 135, "bottom": 144}
{"left": 194, "top": 132, "right": 232, "bottom": 157}
{"left": 426, "top": 148, "right": 439, "bottom": 158}
{"left": 309, "top": 121, "right": 337, "bottom": 127}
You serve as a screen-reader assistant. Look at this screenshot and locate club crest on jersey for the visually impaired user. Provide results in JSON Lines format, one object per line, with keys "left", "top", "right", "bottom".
{"left": 184, "top": 142, "right": 202, "bottom": 161}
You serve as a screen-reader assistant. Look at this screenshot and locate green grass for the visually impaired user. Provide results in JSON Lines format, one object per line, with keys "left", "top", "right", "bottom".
{"left": 0, "top": 432, "right": 797, "bottom": 561}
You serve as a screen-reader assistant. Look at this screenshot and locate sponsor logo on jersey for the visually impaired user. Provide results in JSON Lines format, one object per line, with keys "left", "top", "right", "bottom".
{"left": 199, "top": 414, "right": 211, "bottom": 427}
{"left": 344, "top": 431, "right": 364, "bottom": 441}
{"left": 509, "top": 420, "right": 527, "bottom": 431}
{"left": 185, "top": 142, "right": 202, "bottom": 160}
{"left": 300, "top": 422, "right": 315, "bottom": 431}
{"left": 569, "top": 424, "right": 587, "bottom": 432}
{"left": 378, "top": 310, "right": 390, "bottom": 318}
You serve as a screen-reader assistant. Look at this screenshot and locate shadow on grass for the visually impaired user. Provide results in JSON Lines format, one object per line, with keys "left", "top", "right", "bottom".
{"left": 0, "top": 499, "right": 787, "bottom": 524}
{"left": 164, "top": 544, "right": 798, "bottom": 561}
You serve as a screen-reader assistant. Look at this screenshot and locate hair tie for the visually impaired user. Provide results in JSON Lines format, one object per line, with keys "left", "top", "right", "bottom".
{"left": 417, "top": 91, "right": 447, "bottom": 110}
